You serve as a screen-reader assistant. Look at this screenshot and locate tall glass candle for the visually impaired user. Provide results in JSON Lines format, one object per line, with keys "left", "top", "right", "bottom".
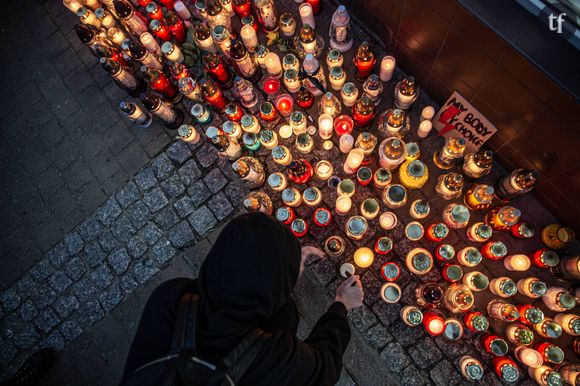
{"left": 339, "top": 134, "right": 354, "bottom": 153}
{"left": 318, "top": 114, "right": 334, "bottom": 139}
{"left": 240, "top": 24, "right": 258, "bottom": 52}
{"left": 379, "top": 56, "right": 395, "bottom": 82}
{"left": 343, "top": 149, "right": 364, "bottom": 174}
{"left": 299, "top": 3, "right": 315, "bottom": 29}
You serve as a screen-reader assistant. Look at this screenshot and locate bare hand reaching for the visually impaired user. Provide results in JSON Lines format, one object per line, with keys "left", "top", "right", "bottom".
{"left": 335, "top": 275, "right": 364, "bottom": 311}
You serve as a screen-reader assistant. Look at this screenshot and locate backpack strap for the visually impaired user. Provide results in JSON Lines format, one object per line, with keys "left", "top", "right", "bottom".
{"left": 170, "top": 293, "right": 199, "bottom": 354}
{"left": 207, "top": 328, "right": 270, "bottom": 386}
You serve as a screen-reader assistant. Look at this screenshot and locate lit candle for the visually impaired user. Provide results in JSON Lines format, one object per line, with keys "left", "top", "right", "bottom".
{"left": 262, "top": 76, "right": 280, "bottom": 97}
{"left": 378, "top": 282, "right": 401, "bottom": 304}
{"left": 318, "top": 114, "right": 334, "bottom": 139}
{"left": 279, "top": 125, "right": 292, "bottom": 139}
{"left": 299, "top": 3, "right": 315, "bottom": 28}
{"left": 379, "top": 212, "right": 397, "bottom": 230}
{"left": 504, "top": 254, "right": 531, "bottom": 271}
{"left": 63, "top": 0, "right": 83, "bottom": 13}
{"left": 95, "top": 8, "right": 116, "bottom": 29}
{"left": 339, "top": 134, "right": 354, "bottom": 153}
{"left": 275, "top": 94, "right": 294, "bottom": 117}
{"left": 341, "top": 82, "right": 359, "bottom": 107}
{"left": 379, "top": 55, "right": 395, "bottom": 82}
{"left": 514, "top": 347, "right": 543, "bottom": 368}
{"left": 323, "top": 140, "right": 333, "bottom": 150}
{"left": 423, "top": 312, "right": 445, "bottom": 336}
{"left": 272, "top": 145, "right": 292, "bottom": 165}
{"left": 290, "top": 111, "right": 307, "bottom": 135}
{"left": 335, "top": 196, "right": 352, "bottom": 216}
{"left": 178, "top": 124, "right": 200, "bottom": 144}
{"left": 353, "top": 247, "right": 374, "bottom": 268}
{"left": 174, "top": 1, "right": 192, "bottom": 19}
{"left": 161, "top": 42, "right": 184, "bottom": 64}
{"left": 343, "top": 148, "right": 364, "bottom": 174}
{"left": 326, "top": 49, "right": 344, "bottom": 70}
{"left": 78, "top": 7, "right": 100, "bottom": 28}
{"left": 421, "top": 106, "right": 436, "bottom": 121}
{"left": 417, "top": 120, "right": 432, "bottom": 138}
{"left": 138, "top": 32, "right": 161, "bottom": 57}
{"left": 240, "top": 25, "right": 258, "bottom": 52}
{"left": 108, "top": 27, "right": 128, "bottom": 47}
{"left": 265, "top": 52, "right": 283, "bottom": 78}
{"left": 315, "top": 160, "right": 333, "bottom": 180}
{"left": 279, "top": 12, "right": 297, "bottom": 37}
{"left": 329, "top": 66, "right": 346, "bottom": 91}
{"left": 333, "top": 115, "right": 354, "bottom": 136}
{"left": 283, "top": 69, "right": 301, "bottom": 93}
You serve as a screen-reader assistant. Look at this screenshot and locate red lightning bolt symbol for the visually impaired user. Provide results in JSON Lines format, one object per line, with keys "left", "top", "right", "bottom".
{"left": 437, "top": 106, "right": 462, "bottom": 137}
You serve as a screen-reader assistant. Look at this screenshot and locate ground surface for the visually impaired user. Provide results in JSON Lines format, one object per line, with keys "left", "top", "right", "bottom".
{"left": 0, "top": 0, "right": 572, "bottom": 385}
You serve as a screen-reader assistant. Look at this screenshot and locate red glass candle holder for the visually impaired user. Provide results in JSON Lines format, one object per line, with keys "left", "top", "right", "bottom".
{"left": 305, "top": 0, "right": 321, "bottom": 15}
{"left": 356, "top": 167, "right": 372, "bottom": 186}
{"left": 233, "top": 0, "right": 251, "bottom": 18}
{"left": 169, "top": 62, "right": 189, "bottom": 81}
{"left": 464, "top": 311, "right": 488, "bottom": 332}
{"left": 380, "top": 262, "right": 400, "bottom": 282}
{"left": 425, "top": 223, "right": 449, "bottom": 242}
{"left": 353, "top": 57, "right": 376, "bottom": 79}
{"left": 290, "top": 219, "right": 308, "bottom": 238}
{"left": 481, "top": 241, "right": 507, "bottom": 260}
{"left": 225, "top": 103, "right": 244, "bottom": 122}
{"left": 296, "top": 88, "right": 314, "bottom": 109}
{"left": 481, "top": 333, "right": 509, "bottom": 356}
{"left": 441, "top": 264, "right": 463, "bottom": 283}
{"left": 276, "top": 207, "right": 295, "bottom": 225}
{"left": 334, "top": 115, "right": 354, "bottom": 136}
{"left": 492, "top": 357, "right": 519, "bottom": 382}
{"left": 262, "top": 77, "right": 281, "bottom": 97}
{"left": 287, "top": 159, "right": 313, "bottom": 185}
{"left": 167, "top": 15, "right": 187, "bottom": 43}
{"left": 510, "top": 222, "right": 535, "bottom": 239}
{"left": 150, "top": 20, "right": 172, "bottom": 42}
{"left": 259, "top": 102, "right": 278, "bottom": 122}
{"left": 313, "top": 208, "right": 332, "bottom": 227}
{"left": 434, "top": 244, "right": 455, "bottom": 261}
{"left": 159, "top": 0, "right": 175, "bottom": 9}
{"left": 352, "top": 105, "right": 375, "bottom": 128}
{"left": 423, "top": 312, "right": 445, "bottom": 336}
{"left": 275, "top": 94, "right": 294, "bottom": 117}
{"left": 151, "top": 72, "right": 179, "bottom": 101}
{"left": 201, "top": 78, "right": 229, "bottom": 111}
{"left": 145, "top": 2, "right": 163, "bottom": 21}
{"left": 531, "top": 248, "right": 559, "bottom": 268}
{"left": 204, "top": 54, "right": 233, "bottom": 88}
{"left": 374, "top": 237, "right": 393, "bottom": 256}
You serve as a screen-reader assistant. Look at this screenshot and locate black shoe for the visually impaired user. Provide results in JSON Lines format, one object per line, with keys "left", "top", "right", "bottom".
{"left": 1, "top": 349, "right": 55, "bottom": 386}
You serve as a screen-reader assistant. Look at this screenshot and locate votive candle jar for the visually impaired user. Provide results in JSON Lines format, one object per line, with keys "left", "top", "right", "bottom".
{"left": 341, "top": 82, "right": 359, "bottom": 107}
{"left": 315, "top": 160, "right": 333, "bottom": 180}
{"left": 339, "top": 134, "right": 354, "bottom": 153}
{"left": 379, "top": 55, "right": 395, "bottom": 82}
{"left": 267, "top": 172, "right": 287, "bottom": 191}
{"left": 335, "top": 196, "right": 352, "bottom": 216}
{"left": 329, "top": 66, "right": 346, "bottom": 90}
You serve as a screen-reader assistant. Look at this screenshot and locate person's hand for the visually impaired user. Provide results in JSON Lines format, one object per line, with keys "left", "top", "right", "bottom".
{"left": 299, "top": 246, "right": 324, "bottom": 277}
{"left": 335, "top": 275, "right": 364, "bottom": 311}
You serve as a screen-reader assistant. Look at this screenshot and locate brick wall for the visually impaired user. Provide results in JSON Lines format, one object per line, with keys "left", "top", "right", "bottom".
{"left": 343, "top": 0, "right": 580, "bottom": 232}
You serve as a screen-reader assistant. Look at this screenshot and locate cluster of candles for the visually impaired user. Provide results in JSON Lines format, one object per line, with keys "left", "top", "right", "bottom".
{"left": 65, "top": 0, "right": 579, "bottom": 383}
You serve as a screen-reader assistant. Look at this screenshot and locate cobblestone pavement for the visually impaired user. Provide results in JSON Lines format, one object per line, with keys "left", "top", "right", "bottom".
{"left": 0, "top": 0, "right": 174, "bottom": 288}
{"left": 0, "top": 0, "right": 568, "bottom": 386}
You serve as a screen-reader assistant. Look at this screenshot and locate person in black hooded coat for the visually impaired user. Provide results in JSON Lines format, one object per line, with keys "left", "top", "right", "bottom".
{"left": 122, "top": 212, "right": 364, "bottom": 386}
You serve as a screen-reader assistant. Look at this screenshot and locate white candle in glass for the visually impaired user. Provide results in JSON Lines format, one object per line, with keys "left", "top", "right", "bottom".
{"left": 63, "top": 0, "right": 83, "bottom": 13}
{"left": 318, "top": 114, "right": 334, "bottom": 139}
{"left": 265, "top": 52, "right": 283, "bottom": 78}
{"left": 504, "top": 254, "right": 531, "bottom": 271}
{"left": 335, "top": 196, "right": 352, "bottom": 215}
{"left": 279, "top": 125, "right": 293, "bottom": 139}
{"left": 240, "top": 25, "right": 258, "bottom": 52}
{"left": 344, "top": 148, "right": 364, "bottom": 174}
{"left": 108, "top": 27, "right": 128, "bottom": 47}
{"left": 315, "top": 160, "right": 333, "bottom": 180}
{"left": 299, "top": 3, "right": 315, "bottom": 29}
{"left": 162, "top": 42, "right": 184, "bottom": 64}
{"left": 379, "top": 212, "right": 398, "bottom": 230}
{"left": 339, "top": 134, "right": 354, "bottom": 153}
{"left": 417, "top": 120, "right": 432, "bottom": 138}
{"left": 140, "top": 32, "right": 162, "bottom": 56}
{"left": 174, "top": 1, "right": 192, "bottom": 19}
{"left": 379, "top": 56, "right": 396, "bottom": 82}
{"left": 421, "top": 106, "right": 436, "bottom": 121}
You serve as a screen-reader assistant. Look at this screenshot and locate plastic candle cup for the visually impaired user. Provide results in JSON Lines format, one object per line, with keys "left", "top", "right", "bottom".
{"left": 379, "top": 56, "right": 395, "bottom": 82}
{"left": 344, "top": 148, "right": 364, "bottom": 174}
{"left": 354, "top": 247, "right": 374, "bottom": 268}
{"left": 265, "top": 52, "right": 283, "bottom": 78}
{"left": 240, "top": 24, "right": 258, "bottom": 52}
{"left": 299, "top": 3, "right": 315, "bottom": 29}
{"left": 335, "top": 196, "right": 352, "bottom": 215}
{"left": 423, "top": 312, "right": 445, "bottom": 336}
{"left": 421, "top": 106, "right": 435, "bottom": 121}
{"left": 417, "top": 120, "right": 433, "bottom": 138}
{"left": 279, "top": 124, "right": 292, "bottom": 139}
{"left": 339, "top": 134, "right": 354, "bottom": 153}
{"left": 318, "top": 114, "right": 334, "bottom": 139}
{"left": 315, "top": 160, "right": 333, "bottom": 180}
{"left": 262, "top": 77, "right": 281, "bottom": 96}
{"left": 379, "top": 212, "right": 397, "bottom": 230}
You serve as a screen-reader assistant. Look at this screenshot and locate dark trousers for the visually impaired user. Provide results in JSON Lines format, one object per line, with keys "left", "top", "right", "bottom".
{"left": 122, "top": 278, "right": 198, "bottom": 382}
